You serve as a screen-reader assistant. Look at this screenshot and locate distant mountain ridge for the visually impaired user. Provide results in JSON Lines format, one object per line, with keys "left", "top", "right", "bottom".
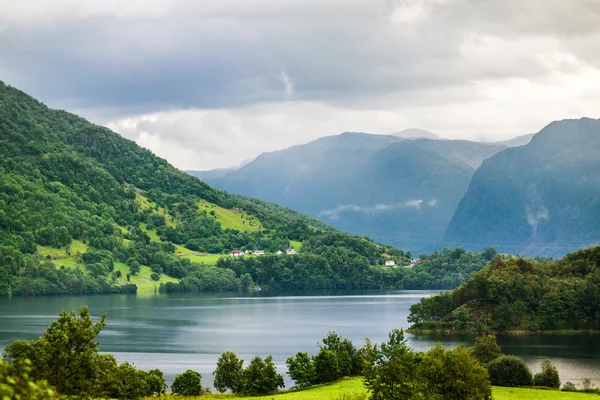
{"left": 189, "top": 131, "right": 508, "bottom": 253}
{"left": 446, "top": 117, "right": 600, "bottom": 256}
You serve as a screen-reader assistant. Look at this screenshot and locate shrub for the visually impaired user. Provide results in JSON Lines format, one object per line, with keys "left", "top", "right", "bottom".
{"left": 171, "top": 370, "right": 204, "bottom": 396}
{"left": 487, "top": 356, "right": 532, "bottom": 387}
{"left": 533, "top": 359, "right": 560, "bottom": 388}
{"left": 334, "top": 392, "right": 367, "bottom": 400}
{"left": 242, "top": 355, "right": 284, "bottom": 396}
{"left": 562, "top": 382, "right": 576, "bottom": 391}
{"left": 150, "top": 272, "right": 160, "bottom": 281}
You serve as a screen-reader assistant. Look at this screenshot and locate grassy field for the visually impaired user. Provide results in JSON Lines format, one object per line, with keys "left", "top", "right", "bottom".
{"left": 290, "top": 240, "right": 302, "bottom": 251}
{"left": 198, "top": 200, "right": 263, "bottom": 232}
{"left": 135, "top": 194, "right": 175, "bottom": 227}
{"left": 113, "top": 262, "right": 179, "bottom": 295}
{"left": 146, "top": 379, "right": 600, "bottom": 400}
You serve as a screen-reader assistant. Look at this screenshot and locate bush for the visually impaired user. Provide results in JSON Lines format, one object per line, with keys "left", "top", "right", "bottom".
{"left": 562, "top": 382, "right": 577, "bottom": 391}
{"left": 487, "top": 356, "right": 532, "bottom": 387}
{"left": 150, "top": 272, "right": 160, "bottom": 281}
{"left": 533, "top": 359, "right": 560, "bottom": 388}
{"left": 242, "top": 356, "right": 284, "bottom": 396}
{"left": 171, "top": 370, "right": 204, "bottom": 396}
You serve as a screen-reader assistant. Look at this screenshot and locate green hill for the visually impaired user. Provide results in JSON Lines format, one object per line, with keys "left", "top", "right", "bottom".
{"left": 408, "top": 246, "right": 600, "bottom": 333}
{"left": 445, "top": 118, "right": 600, "bottom": 257}
{"left": 1, "top": 81, "right": 428, "bottom": 296}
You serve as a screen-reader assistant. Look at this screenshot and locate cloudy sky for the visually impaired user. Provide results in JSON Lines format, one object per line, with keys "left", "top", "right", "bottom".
{"left": 2, "top": 0, "right": 600, "bottom": 170}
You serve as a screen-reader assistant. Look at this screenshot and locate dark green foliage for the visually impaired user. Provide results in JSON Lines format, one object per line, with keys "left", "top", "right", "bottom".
{"left": 171, "top": 370, "right": 205, "bottom": 396}
{"left": 213, "top": 351, "right": 244, "bottom": 393}
{"left": 409, "top": 248, "right": 600, "bottom": 332}
{"left": 286, "top": 352, "right": 316, "bottom": 388}
{"left": 533, "top": 359, "right": 560, "bottom": 388}
{"left": 446, "top": 117, "right": 600, "bottom": 258}
{"left": 419, "top": 344, "right": 492, "bottom": 400}
{"left": 313, "top": 348, "right": 340, "bottom": 384}
{"left": 487, "top": 356, "right": 533, "bottom": 387}
{"left": 470, "top": 335, "right": 501, "bottom": 365}
{"left": 242, "top": 355, "right": 284, "bottom": 396}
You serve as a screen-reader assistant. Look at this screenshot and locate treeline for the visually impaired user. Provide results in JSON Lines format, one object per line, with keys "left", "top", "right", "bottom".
{"left": 408, "top": 246, "right": 600, "bottom": 332}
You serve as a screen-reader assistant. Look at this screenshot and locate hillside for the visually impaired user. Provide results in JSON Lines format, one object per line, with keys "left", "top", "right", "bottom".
{"left": 0, "top": 81, "right": 496, "bottom": 297}
{"left": 445, "top": 118, "right": 600, "bottom": 257}
{"left": 408, "top": 246, "right": 600, "bottom": 333}
{"left": 189, "top": 134, "right": 505, "bottom": 253}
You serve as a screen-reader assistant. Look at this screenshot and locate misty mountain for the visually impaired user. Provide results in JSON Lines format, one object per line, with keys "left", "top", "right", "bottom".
{"left": 190, "top": 132, "right": 507, "bottom": 253}
{"left": 445, "top": 118, "right": 600, "bottom": 257}
{"left": 390, "top": 128, "right": 439, "bottom": 139}
{"left": 497, "top": 133, "right": 535, "bottom": 147}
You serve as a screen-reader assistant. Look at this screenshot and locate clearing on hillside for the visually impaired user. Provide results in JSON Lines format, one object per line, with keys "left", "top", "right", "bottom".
{"left": 198, "top": 200, "right": 263, "bottom": 232}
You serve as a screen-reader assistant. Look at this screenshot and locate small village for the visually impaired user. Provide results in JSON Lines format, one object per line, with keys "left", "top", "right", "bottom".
{"left": 228, "top": 248, "right": 297, "bottom": 257}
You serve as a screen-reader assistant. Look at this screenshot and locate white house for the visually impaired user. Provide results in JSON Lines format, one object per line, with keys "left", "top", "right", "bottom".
{"left": 253, "top": 250, "right": 265, "bottom": 256}
{"left": 286, "top": 248, "right": 297, "bottom": 255}
{"left": 244, "top": 250, "right": 252, "bottom": 255}
{"left": 275, "top": 250, "right": 283, "bottom": 255}
{"left": 384, "top": 260, "right": 396, "bottom": 267}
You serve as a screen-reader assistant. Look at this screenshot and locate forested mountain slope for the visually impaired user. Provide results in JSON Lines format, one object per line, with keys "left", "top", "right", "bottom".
{"left": 445, "top": 118, "right": 600, "bottom": 257}
{"left": 0, "top": 81, "right": 494, "bottom": 296}
{"left": 408, "top": 246, "right": 600, "bottom": 333}
{"left": 189, "top": 134, "right": 505, "bottom": 253}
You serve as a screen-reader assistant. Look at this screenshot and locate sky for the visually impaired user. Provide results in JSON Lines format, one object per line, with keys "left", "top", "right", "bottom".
{"left": 2, "top": 0, "right": 600, "bottom": 170}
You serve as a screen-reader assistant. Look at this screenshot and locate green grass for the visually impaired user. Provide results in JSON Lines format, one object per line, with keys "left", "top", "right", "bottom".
{"left": 113, "top": 263, "right": 178, "bottom": 295}
{"left": 39, "top": 240, "right": 88, "bottom": 268}
{"left": 198, "top": 200, "right": 263, "bottom": 233}
{"left": 494, "top": 387, "right": 600, "bottom": 399}
{"left": 140, "top": 223, "right": 161, "bottom": 241}
{"left": 290, "top": 240, "right": 302, "bottom": 251}
{"left": 145, "top": 379, "right": 600, "bottom": 400}
{"left": 135, "top": 193, "right": 175, "bottom": 227}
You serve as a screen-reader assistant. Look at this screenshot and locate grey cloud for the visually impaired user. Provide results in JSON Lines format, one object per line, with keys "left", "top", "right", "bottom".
{"left": 2, "top": 0, "right": 598, "bottom": 120}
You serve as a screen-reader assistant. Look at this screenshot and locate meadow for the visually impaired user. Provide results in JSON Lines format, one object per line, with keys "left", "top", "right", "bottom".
{"left": 144, "top": 378, "right": 600, "bottom": 400}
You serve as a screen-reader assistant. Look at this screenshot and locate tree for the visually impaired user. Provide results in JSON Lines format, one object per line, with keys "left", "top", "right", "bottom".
{"left": 487, "top": 356, "right": 532, "bottom": 387}
{"left": 26, "top": 306, "right": 107, "bottom": 396}
{"left": 419, "top": 344, "right": 492, "bottom": 400}
{"left": 242, "top": 355, "right": 284, "bottom": 396}
{"left": 470, "top": 334, "right": 501, "bottom": 364}
{"left": 313, "top": 348, "right": 339, "bottom": 384}
{"left": 104, "top": 361, "right": 149, "bottom": 399}
{"left": 129, "top": 261, "right": 141, "bottom": 275}
{"left": 364, "top": 329, "right": 421, "bottom": 400}
{"left": 143, "top": 369, "right": 167, "bottom": 396}
{"left": 533, "top": 359, "right": 560, "bottom": 388}
{"left": 2, "top": 340, "right": 32, "bottom": 367}
{"left": 213, "top": 351, "right": 244, "bottom": 393}
{"left": 171, "top": 369, "right": 204, "bottom": 396}
{"left": 286, "top": 352, "right": 316, "bottom": 388}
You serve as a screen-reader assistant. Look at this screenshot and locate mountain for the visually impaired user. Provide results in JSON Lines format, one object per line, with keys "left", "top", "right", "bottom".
{"left": 1, "top": 81, "right": 419, "bottom": 296}
{"left": 446, "top": 118, "right": 600, "bottom": 257}
{"left": 190, "top": 132, "right": 506, "bottom": 253}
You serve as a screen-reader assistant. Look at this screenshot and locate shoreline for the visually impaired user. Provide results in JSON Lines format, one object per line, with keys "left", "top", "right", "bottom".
{"left": 407, "top": 329, "right": 600, "bottom": 335}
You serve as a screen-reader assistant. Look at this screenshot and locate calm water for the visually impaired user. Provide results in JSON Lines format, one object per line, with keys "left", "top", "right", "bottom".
{"left": 1, "top": 291, "right": 599, "bottom": 389}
